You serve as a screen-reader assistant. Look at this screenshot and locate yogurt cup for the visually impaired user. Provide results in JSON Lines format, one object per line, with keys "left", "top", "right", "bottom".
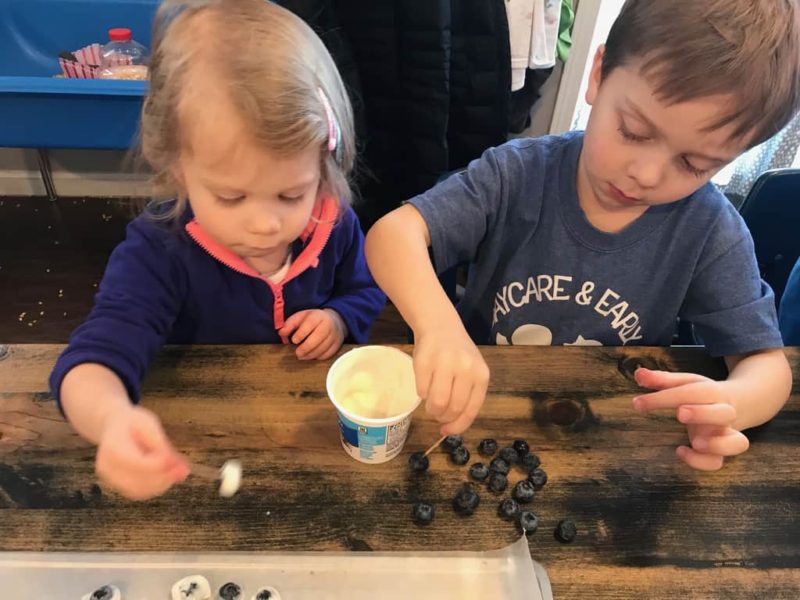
{"left": 326, "top": 346, "right": 421, "bottom": 464}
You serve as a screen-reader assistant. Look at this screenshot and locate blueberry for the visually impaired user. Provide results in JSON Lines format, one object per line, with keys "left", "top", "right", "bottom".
{"left": 412, "top": 502, "right": 435, "bottom": 525}
{"left": 443, "top": 435, "right": 464, "bottom": 450}
{"left": 555, "top": 519, "right": 577, "bottom": 543}
{"left": 498, "top": 498, "right": 520, "bottom": 521}
{"left": 487, "top": 472, "right": 508, "bottom": 493}
{"left": 519, "top": 511, "right": 539, "bottom": 533}
{"left": 408, "top": 451, "right": 430, "bottom": 473}
{"left": 219, "top": 582, "right": 242, "bottom": 600}
{"left": 469, "top": 462, "right": 490, "bottom": 481}
{"left": 512, "top": 480, "right": 536, "bottom": 504}
{"left": 450, "top": 445, "right": 470, "bottom": 466}
{"left": 452, "top": 484, "right": 480, "bottom": 516}
{"left": 91, "top": 587, "right": 114, "bottom": 600}
{"left": 499, "top": 447, "right": 519, "bottom": 464}
{"left": 489, "top": 457, "right": 509, "bottom": 475}
{"left": 478, "top": 438, "right": 498, "bottom": 456}
{"left": 521, "top": 453, "right": 541, "bottom": 470}
{"left": 255, "top": 590, "right": 276, "bottom": 600}
{"left": 513, "top": 439, "right": 530, "bottom": 457}
{"left": 528, "top": 468, "right": 548, "bottom": 489}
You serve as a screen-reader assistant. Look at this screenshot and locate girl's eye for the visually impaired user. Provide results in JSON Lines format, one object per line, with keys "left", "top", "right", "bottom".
{"left": 681, "top": 157, "right": 709, "bottom": 178}
{"left": 618, "top": 122, "right": 649, "bottom": 143}
{"left": 216, "top": 195, "right": 245, "bottom": 206}
{"left": 279, "top": 194, "right": 304, "bottom": 203}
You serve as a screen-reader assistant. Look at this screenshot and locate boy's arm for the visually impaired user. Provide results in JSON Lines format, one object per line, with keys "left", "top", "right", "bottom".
{"left": 632, "top": 197, "right": 790, "bottom": 470}
{"left": 632, "top": 349, "right": 791, "bottom": 471}
{"left": 366, "top": 204, "right": 489, "bottom": 435}
{"left": 365, "top": 204, "right": 461, "bottom": 338}
{"left": 724, "top": 349, "right": 792, "bottom": 431}
{"left": 366, "top": 144, "right": 520, "bottom": 433}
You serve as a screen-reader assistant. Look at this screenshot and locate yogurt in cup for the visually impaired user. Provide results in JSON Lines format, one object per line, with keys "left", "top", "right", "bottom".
{"left": 326, "top": 346, "right": 421, "bottom": 464}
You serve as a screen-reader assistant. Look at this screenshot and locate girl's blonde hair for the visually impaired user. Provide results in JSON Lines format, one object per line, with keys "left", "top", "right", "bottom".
{"left": 140, "top": 0, "right": 356, "bottom": 219}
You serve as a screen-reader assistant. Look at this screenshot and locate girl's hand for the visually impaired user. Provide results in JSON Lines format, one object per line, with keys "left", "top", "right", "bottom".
{"left": 632, "top": 368, "right": 749, "bottom": 471}
{"left": 279, "top": 309, "right": 347, "bottom": 360}
{"left": 96, "top": 405, "right": 189, "bottom": 500}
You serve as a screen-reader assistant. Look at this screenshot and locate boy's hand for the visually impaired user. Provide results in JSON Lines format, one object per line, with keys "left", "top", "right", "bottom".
{"left": 632, "top": 368, "right": 749, "bottom": 471}
{"left": 279, "top": 309, "right": 347, "bottom": 360}
{"left": 413, "top": 324, "right": 490, "bottom": 436}
{"left": 96, "top": 405, "right": 189, "bottom": 500}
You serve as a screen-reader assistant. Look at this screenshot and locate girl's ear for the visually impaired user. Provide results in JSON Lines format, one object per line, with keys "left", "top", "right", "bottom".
{"left": 171, "top": 164, "right": 187, "bottom": 193}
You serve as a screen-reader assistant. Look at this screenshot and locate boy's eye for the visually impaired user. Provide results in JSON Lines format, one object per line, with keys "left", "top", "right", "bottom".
{"left": 681, "top": 157, "right": 709, "bottom": 178}
{"left": 618, "top": 123, "right": 649, "bottom": 143}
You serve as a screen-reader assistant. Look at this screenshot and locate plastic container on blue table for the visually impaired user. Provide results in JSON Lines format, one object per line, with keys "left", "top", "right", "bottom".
{"left": 0, "top": 0, "right": 158, "bottom": 149}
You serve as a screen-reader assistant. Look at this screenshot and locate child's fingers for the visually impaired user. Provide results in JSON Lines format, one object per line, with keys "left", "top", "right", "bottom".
{"left": 440, "top": 382, "right": 485, "bottom": 435}
{"left": 291, "top": 311, "right": 322, "bottom": 344}
{"left": 296, "top": 322, "right": 330, "bottom": 358}
{"left": 278, "top": 311, "right": 306, "bottom": 337}
{"left": 131, "top": 418, "right": 187, "bottom": 470}
{"left": 426, "top": 371, "right": 454, "bottom": 419}
{"left": 317, "top": 338, "right": 343, "bottom": 360}
{"left": 691, "top": 429, "right": 749, "bottom": 456}
{"left": 299, "top": 330, "right": 336, "bottom": 360}
{"left": 676, "top": 446, "right": 725, "bottom": 471}
{"left": 413, "top": 355, "right": 434, "bottom": 403}
{"left": 100, "top": 437, "right": 171, "bottom": 475}
{"left": 440, "top": 376, "right": 472, "bottom": 424}
{"left": 100, "top": 470, "right": 178, "bottom": 501}
{"left": 305, "top": 335, "right": 339, "bottom": 360}
{"left": 128, "top": 410, "right": 189, "bottom": 477}
{"left": 677, "top": 403, "right": 736, "bottom": 426}
{"left": 633, "top": 380, "right": 722, "bottom": 412}
{"left": 634, "top": 367, "right": 709, "bottom": 390}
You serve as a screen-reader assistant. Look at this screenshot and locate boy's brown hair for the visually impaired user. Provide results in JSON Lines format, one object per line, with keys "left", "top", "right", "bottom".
{"left": 602, "top": 0, "right": 800, "bottom": 147}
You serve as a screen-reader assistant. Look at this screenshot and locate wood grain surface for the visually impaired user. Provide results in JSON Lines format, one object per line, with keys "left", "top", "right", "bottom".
{"left": 1, "top": 344, "right": 798, "bottom": 599}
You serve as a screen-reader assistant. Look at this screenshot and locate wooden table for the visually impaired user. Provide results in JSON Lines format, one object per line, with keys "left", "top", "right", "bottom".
{"left": 1, "top": 344, "right": 798, "bottom": 599}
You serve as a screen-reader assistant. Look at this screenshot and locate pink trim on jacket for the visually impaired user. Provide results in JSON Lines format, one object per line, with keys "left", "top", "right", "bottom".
{"left": 185, "top": 197, "right": 339, "bottom": 342}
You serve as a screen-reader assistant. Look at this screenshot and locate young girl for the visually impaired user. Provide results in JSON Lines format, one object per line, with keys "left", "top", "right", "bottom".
{"left": 49, "top": 0, "right": 385, "bottom": 500}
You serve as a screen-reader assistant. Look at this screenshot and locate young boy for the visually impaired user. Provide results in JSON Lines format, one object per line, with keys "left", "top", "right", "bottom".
{"left": 365, "top": 0, "right": 800, "bottom": 471}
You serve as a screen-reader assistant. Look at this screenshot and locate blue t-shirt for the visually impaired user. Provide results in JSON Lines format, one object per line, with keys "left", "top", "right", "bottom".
{"left": 409, "top": 131, "right": 782, "bottom": 356}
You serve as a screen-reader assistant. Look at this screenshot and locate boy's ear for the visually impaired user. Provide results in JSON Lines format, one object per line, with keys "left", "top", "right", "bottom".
{"left": 585, "top": 45, "right": 605, "bottom": 106}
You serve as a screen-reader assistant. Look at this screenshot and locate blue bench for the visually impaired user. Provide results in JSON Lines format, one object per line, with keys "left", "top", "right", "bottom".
{"left": 0, "top": 0, "right": 157, "bottom": 195}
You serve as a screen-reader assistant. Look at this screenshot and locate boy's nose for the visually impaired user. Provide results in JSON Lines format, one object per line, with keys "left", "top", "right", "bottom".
{"left": 627, "top": 156, "right": 665, "bottom": 190}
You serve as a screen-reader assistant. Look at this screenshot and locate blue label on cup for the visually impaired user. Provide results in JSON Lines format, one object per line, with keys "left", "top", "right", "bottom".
{"left": 338, "top": 412, "right": 388, "bottom": 460}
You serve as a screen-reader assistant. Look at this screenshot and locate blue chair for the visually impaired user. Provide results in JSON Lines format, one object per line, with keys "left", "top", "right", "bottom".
{"left": 779, "top": 257, "right": 800, "bottom": 345}
{"left": 739, "top": 168, "right": 800, "bottom": 308}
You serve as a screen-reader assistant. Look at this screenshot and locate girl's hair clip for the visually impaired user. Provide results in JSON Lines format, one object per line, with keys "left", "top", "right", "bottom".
{"left": 317, "top": 87, "right": 342, "bottom": 164}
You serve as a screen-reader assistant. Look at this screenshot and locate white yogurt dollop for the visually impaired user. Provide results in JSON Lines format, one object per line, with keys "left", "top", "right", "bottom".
{"left": 219, "top": 459, "right": 242, "bottom": 498}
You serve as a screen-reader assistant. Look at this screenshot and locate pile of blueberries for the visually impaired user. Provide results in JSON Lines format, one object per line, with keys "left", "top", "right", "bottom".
{"left": 408, "top": 436, "right": 577, "bottom": 544}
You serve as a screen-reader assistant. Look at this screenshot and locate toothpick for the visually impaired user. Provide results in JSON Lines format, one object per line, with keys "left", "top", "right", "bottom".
{"left": 423, "top": 435, "right": 448, "bottom": 457}
{"left": 191, "top": 463, "right": 220, "bottom": 480}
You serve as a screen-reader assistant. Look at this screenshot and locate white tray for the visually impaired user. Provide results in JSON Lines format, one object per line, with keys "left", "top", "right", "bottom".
{"left": 0, "top": 536, "right": 551, "bottom": 599}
